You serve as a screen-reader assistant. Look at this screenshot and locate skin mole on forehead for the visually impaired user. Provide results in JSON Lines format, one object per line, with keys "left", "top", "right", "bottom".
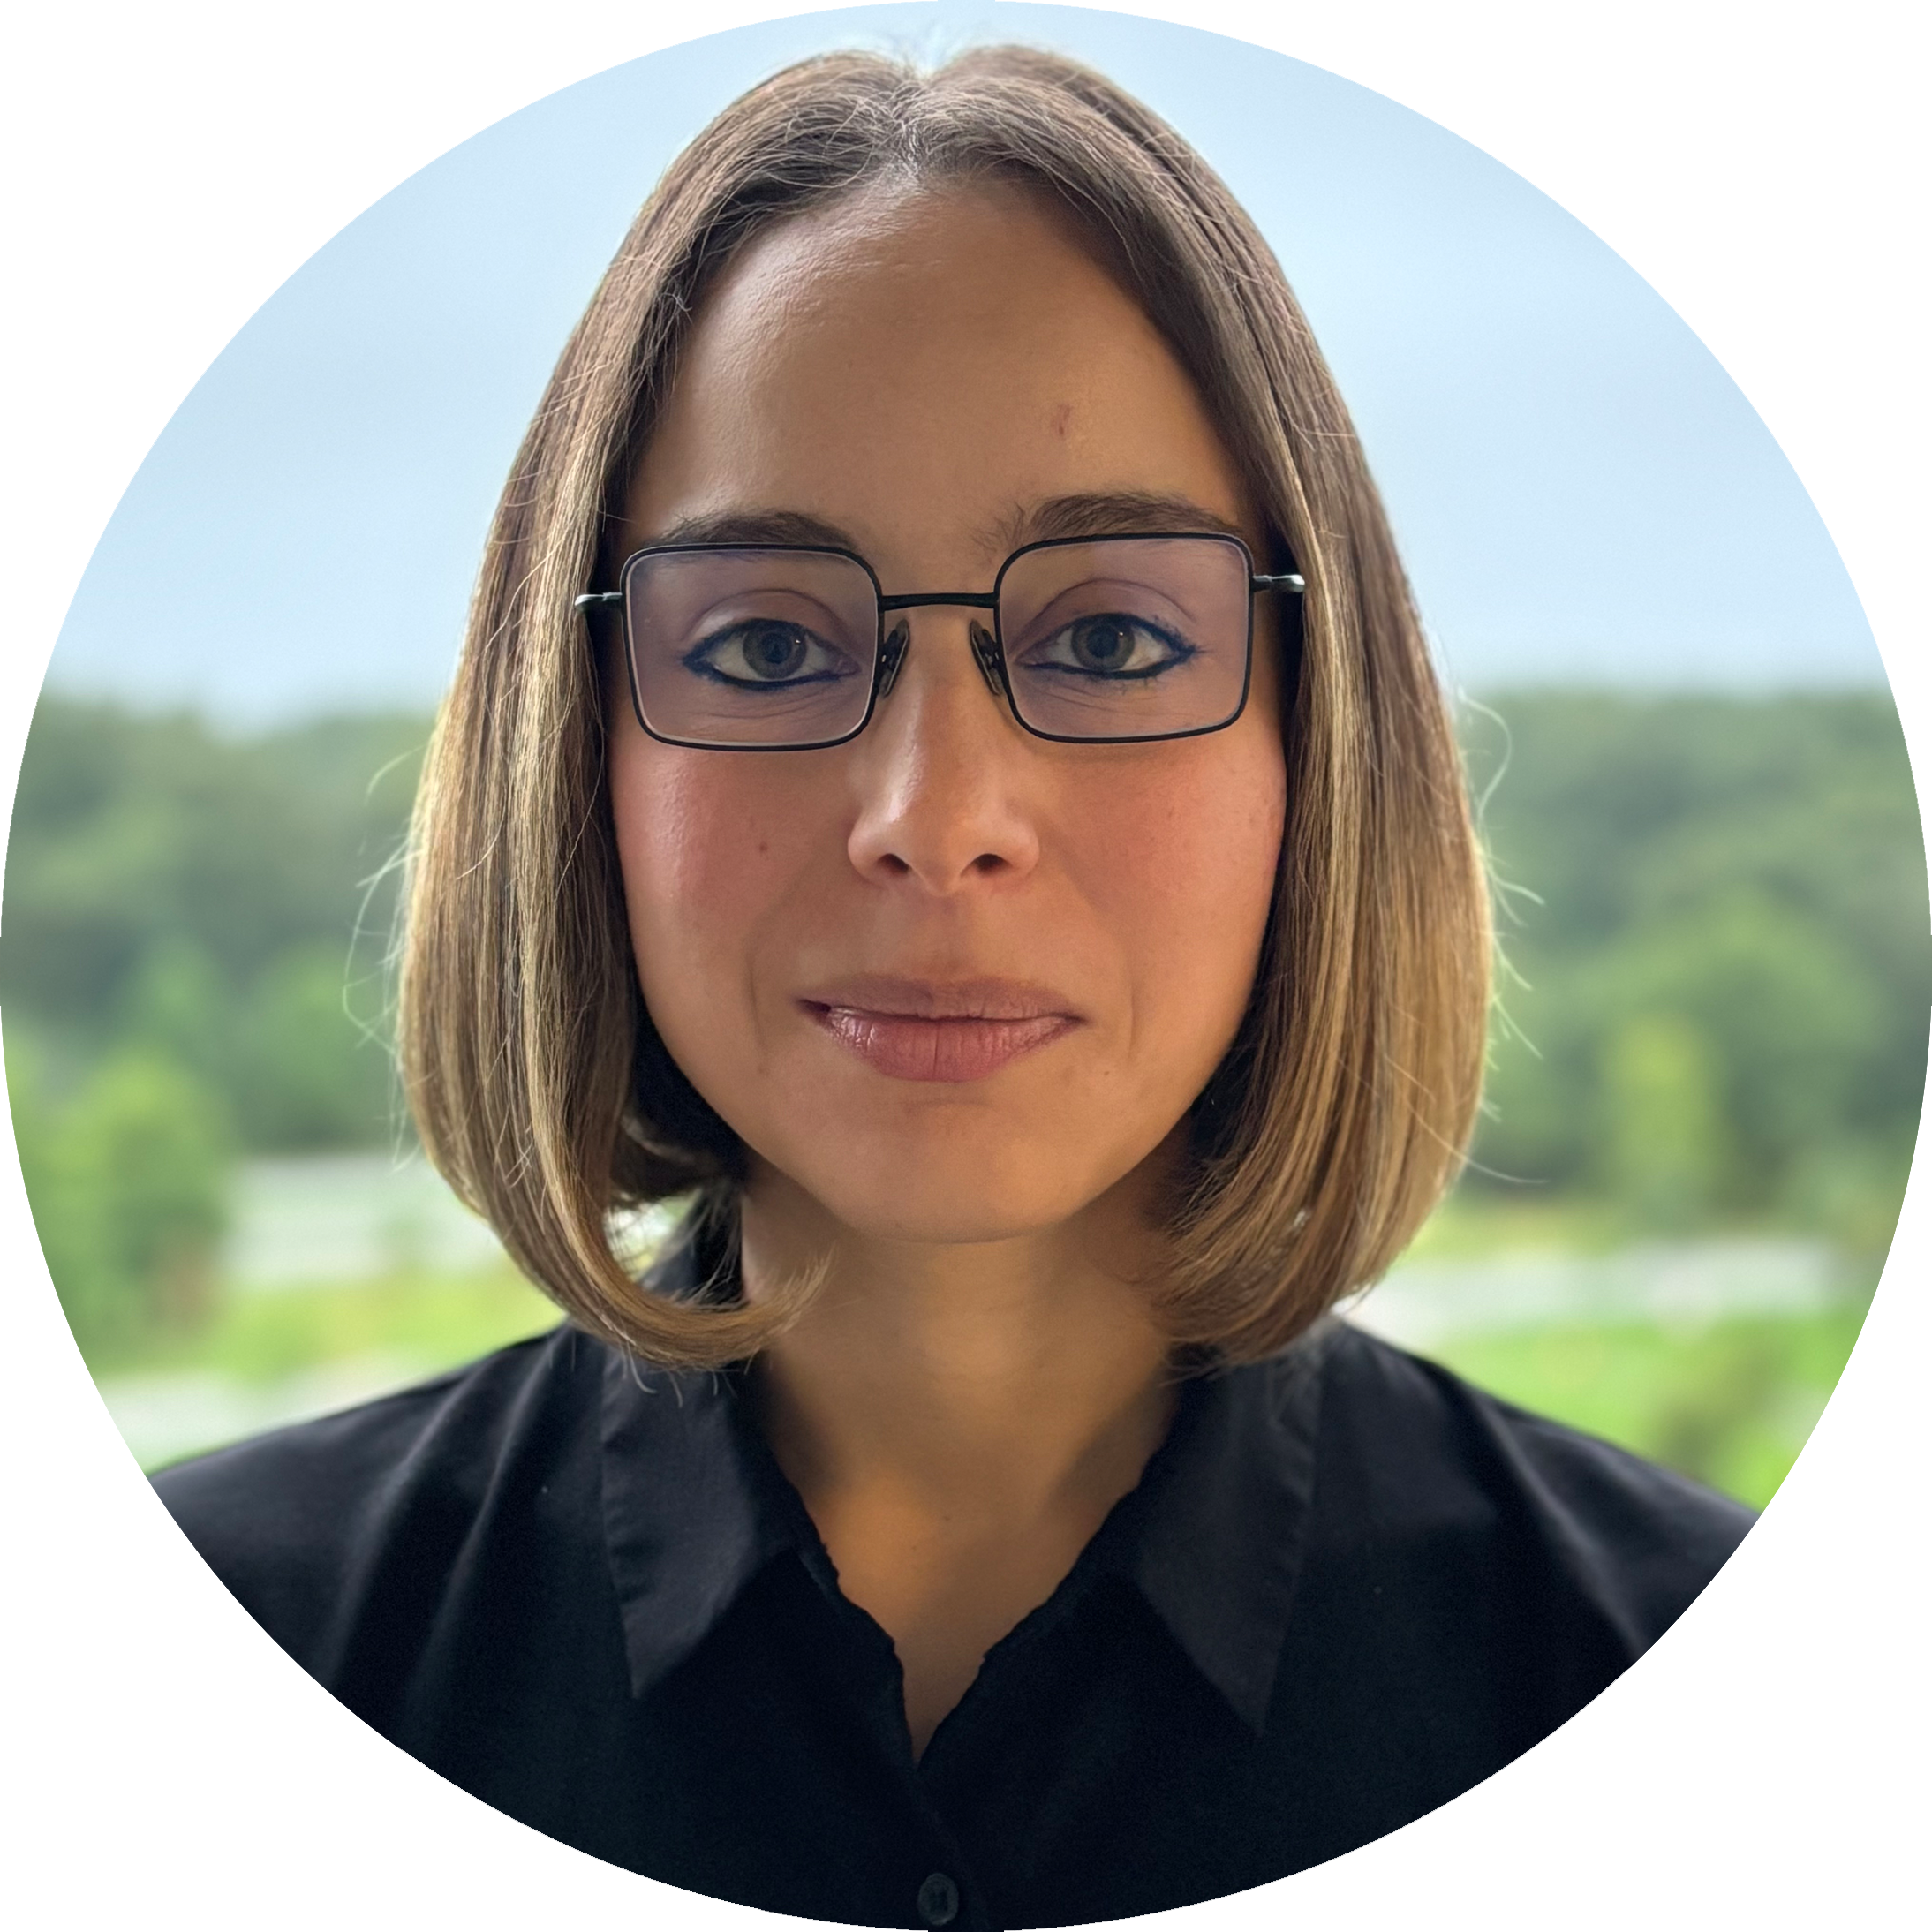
{"left": 1051, "top": 401, "right": 1074, "bottom": 441}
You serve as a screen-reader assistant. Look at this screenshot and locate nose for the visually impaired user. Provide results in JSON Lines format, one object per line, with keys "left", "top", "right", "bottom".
{"left": 844, "top": 611, "right": 1042, "bottom": 894}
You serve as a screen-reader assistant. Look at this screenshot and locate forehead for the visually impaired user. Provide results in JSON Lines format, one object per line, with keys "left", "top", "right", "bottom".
{"left": 622, "top": 181, "right": 1260, "bottom": 577}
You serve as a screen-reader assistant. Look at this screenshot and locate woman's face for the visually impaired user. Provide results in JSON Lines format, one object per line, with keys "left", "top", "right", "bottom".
{"left": 611, "top": 184, "right": 1287, "bottom": 1247}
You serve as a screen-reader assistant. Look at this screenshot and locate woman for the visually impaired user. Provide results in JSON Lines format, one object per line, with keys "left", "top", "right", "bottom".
{"left": 156, "top": 46, "right": 1751, "bottom": 1928}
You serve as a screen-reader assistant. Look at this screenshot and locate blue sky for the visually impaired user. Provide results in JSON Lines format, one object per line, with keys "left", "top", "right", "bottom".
{"left": 46, "top": 2, "right": 1885, "bottom": 725}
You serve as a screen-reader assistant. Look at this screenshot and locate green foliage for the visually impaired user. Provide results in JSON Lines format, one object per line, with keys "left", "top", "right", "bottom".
{"left": 2, "top": 698, "right": 425, "bottom": 1151}
{"left": 1599, "top": 1013, "right": 1726, "bottom": 1230}
{"left": 10, "top": 1034, "right": 231, "bottom": 1362}
{"left": 233, "top": 943, "right": 398, "bottom": 1147}
{"left": 1466, "top": 691, "right": 1929, "bottom": 1243}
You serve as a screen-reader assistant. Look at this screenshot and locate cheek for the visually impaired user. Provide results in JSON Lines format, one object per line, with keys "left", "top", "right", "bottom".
{"left": 1079, "top": 737, "right": 1287, "bottom": 1000}
{"left": 608, "top": 738, "right": 822, "bottom": 1001}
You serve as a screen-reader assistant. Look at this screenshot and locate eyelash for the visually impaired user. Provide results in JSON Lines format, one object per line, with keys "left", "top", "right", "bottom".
{"left": 682, "top": 612, "right": 1201, "bottom": 689}
{"left": 684, "top": 623, "right": 858, "bottom": 687}
{"left": 1015, "top": 615, "right": 1197, "bottom": 680}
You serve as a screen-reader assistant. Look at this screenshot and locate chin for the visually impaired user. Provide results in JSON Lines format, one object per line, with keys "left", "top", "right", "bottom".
{"left": 758, "top": 1123, "right": 1139, "bottom": 1249}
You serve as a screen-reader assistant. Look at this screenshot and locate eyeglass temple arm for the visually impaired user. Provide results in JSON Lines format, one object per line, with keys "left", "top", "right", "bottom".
{"left": 1252, "top": 572, "right": 1305, "bottom": 593}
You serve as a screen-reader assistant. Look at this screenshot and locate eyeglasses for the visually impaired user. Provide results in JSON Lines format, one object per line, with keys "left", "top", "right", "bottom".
{"left": 576, "top": 532, "right": 1304, "bottom": 751}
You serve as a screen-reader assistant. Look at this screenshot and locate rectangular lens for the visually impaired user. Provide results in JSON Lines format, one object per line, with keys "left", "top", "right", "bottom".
{"left": 623, "top": 547, "right": 879, "bottom": 748}
{"left": 996, "top": 536, "right": 1251, "bottom": 740}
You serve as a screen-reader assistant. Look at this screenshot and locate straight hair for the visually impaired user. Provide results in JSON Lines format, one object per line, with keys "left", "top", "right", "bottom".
{"left": 397, "top": 45, "right": 1491, "bottom": 1369}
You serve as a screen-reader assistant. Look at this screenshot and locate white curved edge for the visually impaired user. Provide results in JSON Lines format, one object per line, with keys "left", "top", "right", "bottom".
{"left": 1, "top": 1406, "right": 280, "bottom": 1677}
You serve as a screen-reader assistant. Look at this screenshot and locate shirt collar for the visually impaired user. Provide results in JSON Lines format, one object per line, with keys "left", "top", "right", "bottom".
{"left": 1104, "top": 1329, "right": 1330, "bottom": 1732}
{"left": 598, "top": 1234, "right": 814, "bottom": 1698}
{"left": 599, "top": 1232, "right": 1328, "bottom": 1734}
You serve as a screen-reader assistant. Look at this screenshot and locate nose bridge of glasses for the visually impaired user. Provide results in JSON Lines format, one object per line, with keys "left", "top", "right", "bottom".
{"left": 875, "top": 594, "right": 1010, "bottom": 706}
{"left": 875, "top": 589, "right": 1000, "bottom": 615}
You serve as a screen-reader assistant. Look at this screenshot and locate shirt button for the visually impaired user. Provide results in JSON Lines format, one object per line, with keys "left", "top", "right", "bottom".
{"left": 917, "top": 1872, "right": 960, "bottom": 1928}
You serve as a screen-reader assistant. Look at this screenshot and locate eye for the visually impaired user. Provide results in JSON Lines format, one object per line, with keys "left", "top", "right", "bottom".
{"left": 684, "top": 619, "right": 859, "bottom": 687}
{"left": 1023, "top": 614, "right": 1196, "bottom": 679}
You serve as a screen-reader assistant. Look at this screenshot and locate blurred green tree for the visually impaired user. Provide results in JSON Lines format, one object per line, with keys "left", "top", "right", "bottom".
{"left": 234, "top": 942, "right": 396, "bottom": 1148}
{"left": 1599, "top": 1013, "right": 1726, "bottom": 1231}
{"left": 115, "top": 935, "right": 233, "bottom": 1091}
{"left": 1, "top": 699, "right": 423, "bottom": 1151}
{"left": 11, "top": 1038, "right": 231, "bottom": 1362}
{"left": 1468, "top": 691, "right": 1928, "bottom": 1235}
{"left": 1589, "top": 888, "right": 1884, "bottom": 1209}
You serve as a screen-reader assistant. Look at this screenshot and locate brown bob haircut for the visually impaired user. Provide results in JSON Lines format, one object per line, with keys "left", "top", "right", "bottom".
{"left": 398, "top": 43, "right": 1491, "bottom": 1370}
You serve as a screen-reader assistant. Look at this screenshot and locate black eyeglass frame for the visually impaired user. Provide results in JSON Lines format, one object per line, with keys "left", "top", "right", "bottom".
{"left": 575, "top": 530, "right": 1307, "bottom": 752}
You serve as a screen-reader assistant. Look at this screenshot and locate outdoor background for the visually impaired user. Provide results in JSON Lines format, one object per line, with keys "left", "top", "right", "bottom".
{"left": 7, "top": 690, "right": 1920, "bottom": 1503}
{"left": 7, "top": 5, "right": 1925, "bottom": 1506}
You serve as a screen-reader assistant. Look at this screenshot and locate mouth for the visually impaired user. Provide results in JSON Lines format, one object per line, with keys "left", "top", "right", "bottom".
{"left": 797, "top": 975, "right": 1083, "bottom": 1083}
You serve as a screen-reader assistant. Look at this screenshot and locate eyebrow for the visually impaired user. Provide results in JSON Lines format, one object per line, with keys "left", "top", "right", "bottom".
{"left": 641, "top": 492, "right": 1249, "bottom": 568}
{"left": 649, "top": 509, "right": 862, "bottom": 550}
{"left": 983, "top": 492, "right": 1249, "bottom": 551}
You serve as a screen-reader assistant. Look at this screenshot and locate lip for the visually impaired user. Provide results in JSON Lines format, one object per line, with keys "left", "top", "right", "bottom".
{"left": 797, "top": 975, "right": 1083, "bottom": 1083}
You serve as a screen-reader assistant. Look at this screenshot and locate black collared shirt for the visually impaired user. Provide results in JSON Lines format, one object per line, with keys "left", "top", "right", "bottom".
{"left": 155, "top": 1290, "right": 1751, "bottom": 1929}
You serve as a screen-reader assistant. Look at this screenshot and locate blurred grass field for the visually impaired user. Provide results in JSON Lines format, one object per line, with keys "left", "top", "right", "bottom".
{"left": 105, "top": 1261, "right": 559, "bottom": 1390}
{"left": 90, "top": 1192, "right": 1879, "bottom": 1510}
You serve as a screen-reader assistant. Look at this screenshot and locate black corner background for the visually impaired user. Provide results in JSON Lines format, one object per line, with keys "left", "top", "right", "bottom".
{"left": 0, "top": 112, "right": 687, "bottom": 1924}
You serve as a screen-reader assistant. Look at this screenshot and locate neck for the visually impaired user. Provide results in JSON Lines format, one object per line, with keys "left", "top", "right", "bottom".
{"left": 741, "top": 1165, "right": 1178, "bottom": 1519}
